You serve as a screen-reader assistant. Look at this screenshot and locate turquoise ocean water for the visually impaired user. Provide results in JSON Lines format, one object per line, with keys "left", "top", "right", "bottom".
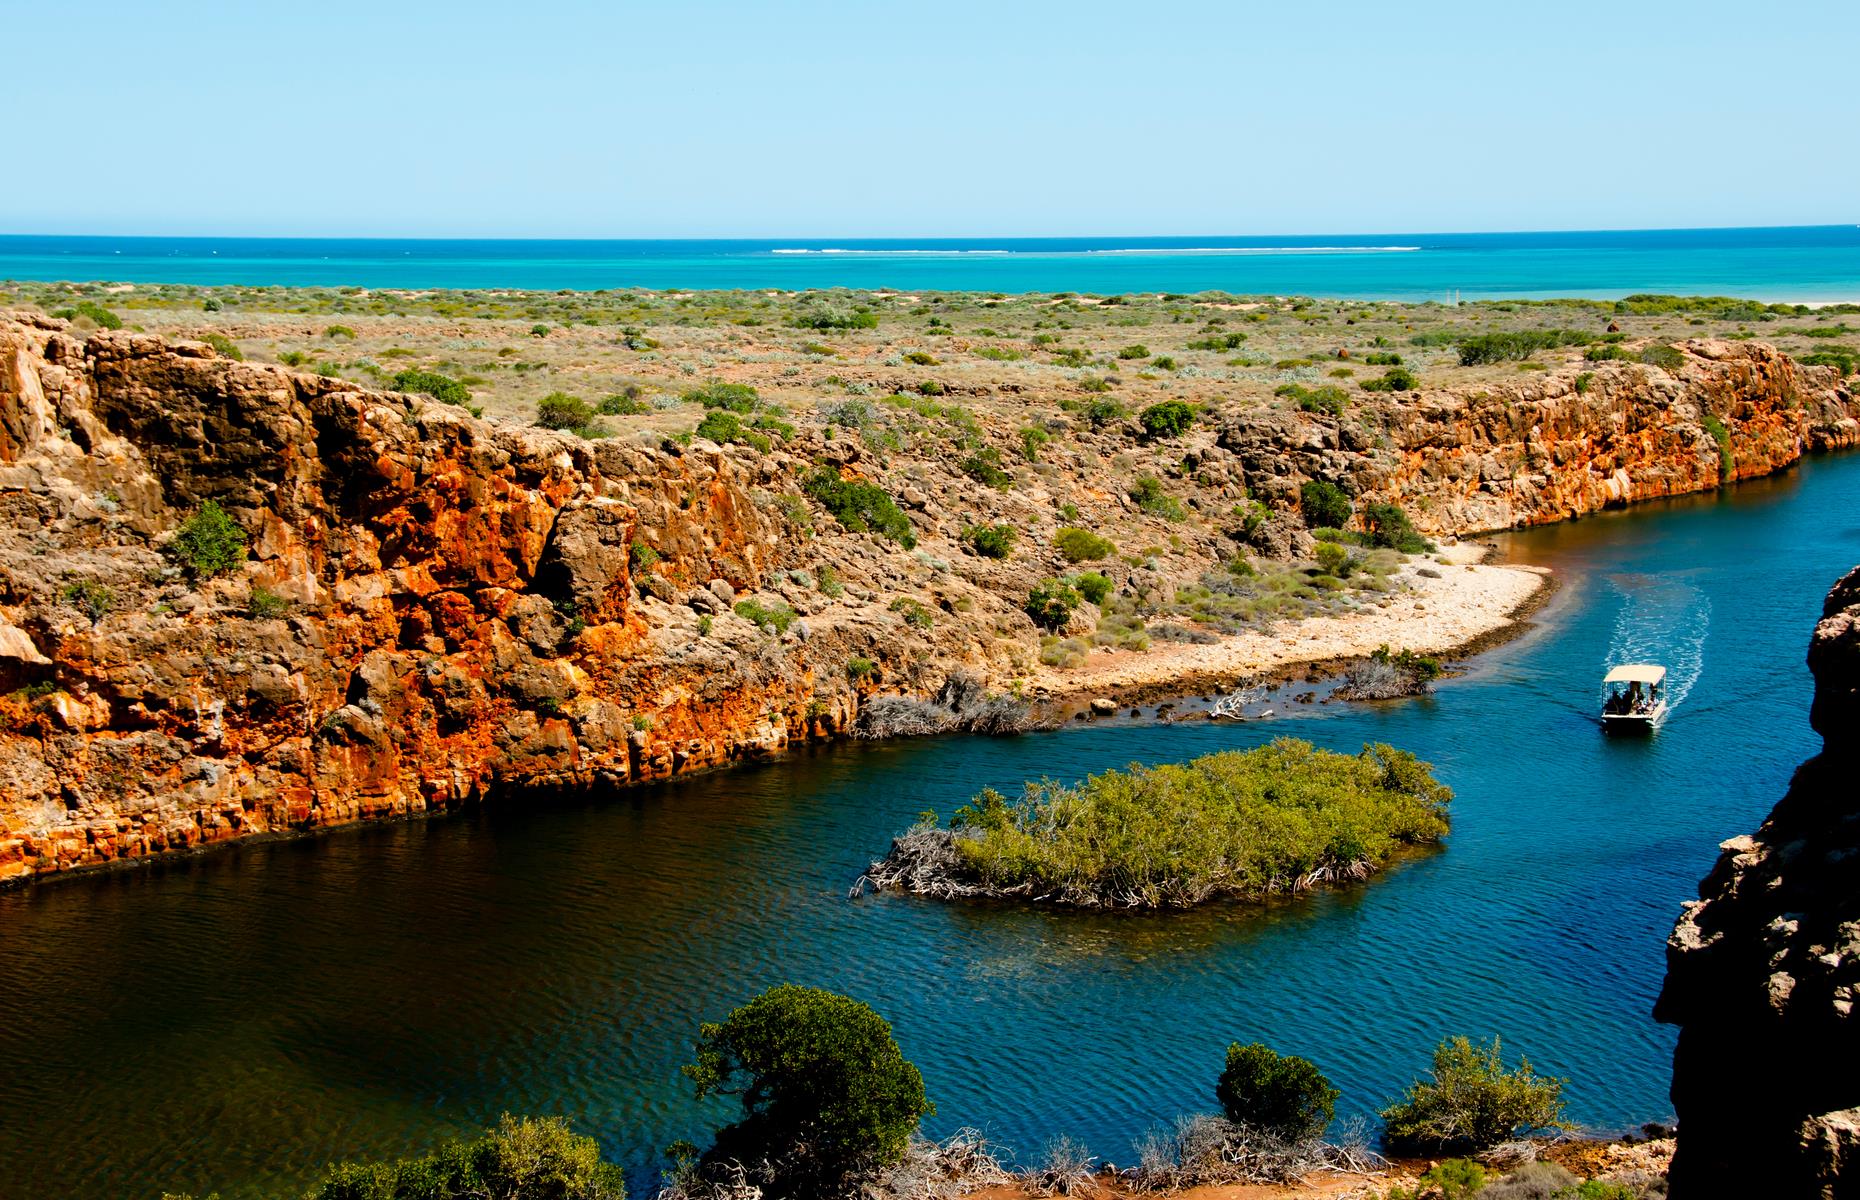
{"left": 3, "top": 226, "right": 1860, "bottom": 298}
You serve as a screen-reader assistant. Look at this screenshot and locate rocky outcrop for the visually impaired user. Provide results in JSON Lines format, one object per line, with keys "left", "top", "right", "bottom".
{"left": 1221, "top": 340, "right": 1858, "bottom": 534}
{"left": 0, "top": 315, "right": 1855, "bottom": 885}
{"left": 1655, "top": 565, "right": 1860, "bottom": 1197}
{"left": 0, "top": 315, "right": 978, "bottom": 882}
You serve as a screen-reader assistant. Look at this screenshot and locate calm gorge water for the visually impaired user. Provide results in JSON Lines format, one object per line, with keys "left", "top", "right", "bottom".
{"left": 4, "top": 453, "right": 1859, "bottom": 1199}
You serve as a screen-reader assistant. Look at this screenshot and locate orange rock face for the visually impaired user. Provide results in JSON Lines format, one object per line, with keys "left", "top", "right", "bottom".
{"left": 0, "top": 317, "right": 1853, "bottom": 884}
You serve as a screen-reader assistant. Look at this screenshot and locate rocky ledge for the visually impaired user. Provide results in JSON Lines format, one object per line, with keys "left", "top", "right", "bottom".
{"left": 1655, "top": 565, "right": 1860, "bottom": 1196}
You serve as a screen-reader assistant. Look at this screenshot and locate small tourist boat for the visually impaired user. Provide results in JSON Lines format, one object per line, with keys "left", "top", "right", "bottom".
{"left": 1601, "top": 664, "right": 1668, "bottom": 732}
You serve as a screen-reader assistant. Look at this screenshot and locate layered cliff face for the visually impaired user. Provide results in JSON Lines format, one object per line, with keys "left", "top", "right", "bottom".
{"left": 1221, "top": 339, "right": 1858, "bottom": 534}
{"left": 0, "top": 313, "right": 1854, "bottom": 884}
{"left": 1656, "top": 566, "right": 1860, "bottom": 1197}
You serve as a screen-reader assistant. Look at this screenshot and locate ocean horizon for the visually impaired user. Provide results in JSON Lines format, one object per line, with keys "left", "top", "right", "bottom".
{"left": 4, "top": 225, "right": 1860, "bottom": 300}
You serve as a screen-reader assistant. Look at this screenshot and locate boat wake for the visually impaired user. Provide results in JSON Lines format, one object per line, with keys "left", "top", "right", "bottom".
{"left": 1601, "top": 573, "right": 1710, "bottom": 712}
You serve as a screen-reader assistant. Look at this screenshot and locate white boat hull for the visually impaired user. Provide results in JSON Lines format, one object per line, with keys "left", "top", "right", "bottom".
{"left": 1602, "top": 701, "right": 1668, "bottom": 733}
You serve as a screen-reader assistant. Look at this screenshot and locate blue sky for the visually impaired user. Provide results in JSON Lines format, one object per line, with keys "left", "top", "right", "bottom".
{"left": 6, "top": 0, "right": 1856, "bottom": 237}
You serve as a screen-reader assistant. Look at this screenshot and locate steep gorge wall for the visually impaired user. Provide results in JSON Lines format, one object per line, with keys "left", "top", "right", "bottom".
{"left": 1656, "top": 566, "right": 1860, "bottom": 1197}
{"left": 1221, "top": 339, "right": 1858, "bottom": 535}
{"left": 0, "top": 316, "right": 1855, "bottom": 885}
{"left": 0, "top": 316, "right": 907, "bottom": 882}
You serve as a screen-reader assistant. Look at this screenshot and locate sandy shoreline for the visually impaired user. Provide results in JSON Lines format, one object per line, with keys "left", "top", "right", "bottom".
{"left": 1030, "top": 542, "right": 1552, "bottom": 706}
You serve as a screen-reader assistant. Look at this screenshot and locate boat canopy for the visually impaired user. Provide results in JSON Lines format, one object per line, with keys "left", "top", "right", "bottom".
{"left": 1604, "top": 664, "right": 1667, "bottom": 685}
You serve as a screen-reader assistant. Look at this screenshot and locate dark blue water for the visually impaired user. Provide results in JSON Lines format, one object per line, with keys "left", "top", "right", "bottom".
{"left": 4, "top": 227, "right": 1860, "bottom": 299}
{"left": 2, "top": 453, "right": 1857, "bottom": 1200}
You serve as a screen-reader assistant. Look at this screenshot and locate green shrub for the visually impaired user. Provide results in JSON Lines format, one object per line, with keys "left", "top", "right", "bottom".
{"left": 937, "top": 739, "right": 1451, "bottom": 908}
{"left": 598, "top": 391, "right": 652, "bottom": 415}
{"left": 202, "top": 297, "right": 223, "bottom": 312}
{"left": 61, "top": 580, "right": 114, "bottom": 623}
{"left": 71, "top": 300, "right": 123, "bottom": 329}
{"left": 392, "top": 368, "right": 470, "bottom": 407}
{"left": 684, "top": 985, "right": 930, "bottom": 1188}
{"left": 169, "top": 501, "right": 247, "bottom": 580}
{"left": 684, "top": 381, "right": 760, "bottom": 411}
{"left": 1138, "top": 400, "right": 1196, "bottom": 439}
{"left": 1417, "top": 1158, "right": 1487, "bottom": 1200}
{"left": 902, "top": 350, "right": 938, "bottom": 365}
{"left": 734, "top": 599, "right": 798, "bottom": 633}
{"left": 1573, "top": 370, "right": 1595, "bottom": 395}
{"left": 248, "top": 587, "right": 290, "bottom": 619}
{"left": 1800, "top": 348, "right": 1859, "bottom": 376}
{"left": 1071, "top": 571, "right": 1112, "bottom": 604}
{"left": 1116, "top": 343, "right": 1150, "bottom": 360}
{"left": 795, "top": 307, "right": 879, "bottom": 331}
{"left": 1363, "top": 351, "right": 1403, "bottom": 366}
{"left": 696, "top": 410, "right": 777, "bottom": 452}
{"left": 1455, "top": 329, "right": 1589, "bottom": 365}
{"left": 1300, "top": 480, "right": 1352, "bottom": 529}
{"left": 816, "top": 565, "right": 845, "bottom": 598}
{"left": 1186, "top": 331, "right": 1248, "bottom": 350}
{"left": 1380, "top": 1035, "right": 1566, "bottom": 1153}
{"left": 1638, "top": 343, "right": 1686, "bottom": 371}
{"left": 1215, "top": 1043, "right": 1340, "bottom": 1143}
{"left": 536, "top": 392, "right": 598, "bottom": 432}
{"left": 202, "top": 333, "right": 244, "bottom": 361}
{"left": 889, "top": 596, "right": 935, "bottom": 629}
{"left": 1025, "top": 578, "right": 1081, "bottom": 630}
{"left": 1313, "top": 540, "right": 1352, "bottom": 577}
{"left": 324, "top": 324, "right": 356, "bottom": 339}
{"left": 963, "top": 523, "right": 1016, "bottom": 559}
{"left": 629, "top": 540, "right": 660, "bottom": 569}
{"left": 1585, "top": 343, "right": 1631, "bottom": 362}
{"left": 1360, "top": 366, "right": 1419, "bottom": 392}
{"left": 1129, "top": 476, "right": 1185, "bottom": 520}
{"left": 1019, "top": 425, "right": 1051, "bottom": 462}
{"left": 310, "top": 1114, "right": 624, "bottom": 1200}
{"left": 846, "top": 656, "right": 877, "bottom": 681}
{"left": 1371, "top": 644, "right": 1442, "bottom": 680}
{"left": 1362, "top": 502, "right": 1430, "bottom": 553}
{"left": 1055, "top": 527, "right": 1115, "bottom": 563}
{"left": 1701, "top": 413, "right": 1735, "bottom": 477}
{"left": 802, "top": 468, "right": 916, "bottom": 548}
{"left": 1275, "top": 383, "right": 1348, "bottom": 417}
{"left": 959, "top": 448, "right": 1013, "bottom": 488}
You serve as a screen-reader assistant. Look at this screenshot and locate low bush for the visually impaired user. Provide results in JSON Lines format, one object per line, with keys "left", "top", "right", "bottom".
{"left": 1417, "top": 1157, "right": 1487, "bottom": 1200}
{"left": 1055, "top": 527, "right": 1115, "bottom": 563}
{"left": 598, "top": 391, "right": 652, "bottom": 415}
{"left": 1300, "top": 480, "right": 1352, "bottom": 529}
{"left": 1276, "top": 383, "right": 1348, "bottom": 417}
{"left": 1638, "top": 343, "right": 1686, "bottom": 371}
{"left": 203, "top": 333, "right": 245, "bottom": 361}
{"left": 536, "top": 392, "right": 599, "bottom": 433}
{"left": 1071, "top": 571, "right": 1112, "bottom": 604}
{"left": 71, "top": 300, "right": 123, "bottom": 329}
{"left": 889, "top": 596, "right": 935, "bottom": 630}
{"left": 802, "top": 468, "right": 916, "bottom": 548}
{"left": 1380, "top": 1035, "right": 1566, "bottom": 1153}
{"left": 248, "top": 587, "right": 290, "bottom": 619}
{"left": 684, "top": 381, "right": 760, "bottom": 411}
{"left": 308, "top": 1114, "right": 624, "bottom": 1200}
{"left": 1313, "top": 540, "right": 1353, "bottom": 577}
{"left": 324, "top": 324, "right": 356, "bottom": 339}
{"left": 1116, "top": 343, "right": 1150, "bottom": 360}
{"left": 1138, "top": 400, "right": 1196, "bottom": 439}
{"left": 683, "top": 985, "right": 930, "bottom": 1191}
{"left": 734, "top": 599, "right": 798, "bottom": 633}
{"left": 1455, "top": 329, "right": 1589, "bottom": 365}
{"left": 1360, "top": 366, "right": 1419, "bottom": 392}
{"left": 392, "top": 368, "right": 470, "bottom": 407}
{"left": 1130, "top": 476, "right": 1185, "bottom": 520}
{"left": 1362, "top": 502, "right": 1430, "bottom": 553}
{"left": 794, "top": 306, "right": 879, "bottom": 331}
{"left": 169, "top": 501, "right": 247, "bottom": 580}
{"left": 962, "top": 523, "right": 1016, "bottom": 559}
{"left": 1019, "top": 425, "right": 1050, "bottom": 461}
{"left": 1025, "top": 578, "right": 1080, "bottom": 630}
{"left": 959, "top": 448, "right": 1013, "bottom": 488}
{"left": 61, "top": 580, "right": 114, "bottom": 623}
{"left": 1216, "top": 1043, "right": 1339, "bottom": 1142}
{"left": 1701, "top": 413, "right": 1735, "bottom": 477}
